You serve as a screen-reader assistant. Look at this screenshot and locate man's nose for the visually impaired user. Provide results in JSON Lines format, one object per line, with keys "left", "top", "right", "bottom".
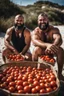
{"left": 41, "top": 20, "right": 45, "bottom": 23}
{"left": 17, "top": 21, "right": 21, "bottom": 24}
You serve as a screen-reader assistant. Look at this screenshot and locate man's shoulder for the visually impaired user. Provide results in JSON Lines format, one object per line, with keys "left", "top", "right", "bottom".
{"left": 34, "top": 27, "right": 40, "bottom": 32}
{"left": 24, "top": 27, "right": 31, "bottom": 36}
{"left": 49, "top": 25, "right": 59, "bottom": 31}
{"left": 7, "top": 26, "right": 14, "bottom": 33}
{"left": 6, "top": 26, "right": 14, "bottom": 35}
{"left": 32, "top": 27, "right": 40, "bottom": 34}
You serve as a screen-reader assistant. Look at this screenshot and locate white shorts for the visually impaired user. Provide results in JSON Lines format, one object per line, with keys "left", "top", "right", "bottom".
{"left": 29, "top": 42, "right": 35, "bottom": 54}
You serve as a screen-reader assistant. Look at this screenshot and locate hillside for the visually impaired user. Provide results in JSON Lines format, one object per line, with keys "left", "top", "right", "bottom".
{"left": 0, "top": 0, "right": 64, "bottom": 32}
{"left": 0, "top": 0, "right": 25, "bottom": 32}
{"left": 20, "top": 1, "right": 64, "bottom": 29}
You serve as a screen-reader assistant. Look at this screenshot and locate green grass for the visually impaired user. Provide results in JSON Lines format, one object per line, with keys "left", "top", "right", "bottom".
{"left": 0, "top": 0, "right": 64, "bottom": 32}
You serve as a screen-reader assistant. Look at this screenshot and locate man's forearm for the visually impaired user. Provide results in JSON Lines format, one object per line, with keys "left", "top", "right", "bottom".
{"left": 20, "top": 45, "right": 29, "bottom": 55}
{"left": 53, "top": 38, "right": 62, "bottom": 46}
{"left": 33, "top": 40, "right": 50, "bottom": 48}
{"left": 5, "top": 41, "right": 15, "bottom": 50}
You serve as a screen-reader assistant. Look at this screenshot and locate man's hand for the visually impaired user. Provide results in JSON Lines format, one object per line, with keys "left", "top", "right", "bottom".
{"left": 45, "top": 44, "right": 53, "bottom": 54}
{"left": 13, "top": 49, "right": 19, "bottom": 54}
{"left": 45, "top": 44, "right": 59, "bottom": 55}
{"left": 50, "top": 45, "right": 59, "bottom": 55}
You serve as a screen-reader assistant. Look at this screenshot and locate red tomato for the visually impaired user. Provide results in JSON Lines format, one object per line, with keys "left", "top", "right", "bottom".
{"left": 33, "top": 81, "right": 39, "bottom": 87}
{"left": 27, "top": 66, "right": 32, "bottom": 72}
{"left": 40, "top": 89, "right": 46, "bottom": 93}
{"left": 23, "top": 81, "right": 29, "bottom": 87}
{"left": 40, "top": 83, "right": 45, "bottom": 88}
{"left": 9, "top": 86, "right": 15, "bottom": 92}
{"left": 36, "top": 75, "right": 41, "bottom": 80}
{"left": 39, "top": 79, "right": 44, "bottom": 83}
{"left": 28, "top": 78, "right": 33, "bottom": 83}
{"left": 16, "top": 80, "right": 23, "bottom": 85}
{"left": 14, "top": 73, "right": 18, "bottom": 77}
{"left": 45, "top": 82, "right": 50, "bottom": 88}
{"left": 46, "top": 87, "right": 52, "bottom": 93}
{"left": 46, "top": 74, "right": 50, "bottom": 79}
{"left": 44, "top": 79, "right": 48, "bottom": 83}
{"left": 24, "top": 86, "right": 31, "bottom": 93}
{"left": 22, "top": 76, "right": 28, "bottom": 81}
{"left": 50, "top": 75, "right": 56, "bottom": 80}
{"left": 50, "top": 81, "right": 56, "bottom": 87}
{"left": 18, "top": 89, "right": 24, "bottom": 93}
{"left": 6, "top": 78, "right": 12, "bottom": 83}
{"left": 0, "top": 83, "right": 7, "bottom": 88}
{"left": 31, "top": 88, "right": 37, "bottom": 93}
{"left": 9, "top": 82, "right": 15, "bottom": 86}
{"left": 49, "top": 59, "right": 55, "bottom": 63}
{"left": 18, "top": 75, "right": 22, "bottom": 80}
{"left": 1, "top": 77, "right": 7, "bottom": 82}
{"left": 29, "top": 84, "right": 33, "bottom": 89}
{"left": 16, "top": 85, "right": 23, "bottom": 90}
{"left": 35, "top": 85, "right": 40, "bottom": 92}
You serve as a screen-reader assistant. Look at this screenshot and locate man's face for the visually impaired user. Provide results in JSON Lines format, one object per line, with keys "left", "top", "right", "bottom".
{"left": 38, "top": 15, "right": 49, "bottom": 30}
{"left": 14, "top": 16, "right": 24, "bottom": 29}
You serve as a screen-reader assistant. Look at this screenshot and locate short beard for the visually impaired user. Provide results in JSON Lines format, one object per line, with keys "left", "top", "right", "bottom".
{"left": 14, "top": 23, "right": 24, "bottom": 30}
{"left": 38, "top": 22, "right": 49, "bottom": 30}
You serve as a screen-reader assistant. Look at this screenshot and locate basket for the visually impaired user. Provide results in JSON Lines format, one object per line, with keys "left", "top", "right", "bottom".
{"left": 5, "top": 54, "right": 25, "bottom": 63}
{"left": 38, "top": 57, "right": 55, "bottom": 66}
{"left": 0, "top": 61, "right": 60, "bottom": 96}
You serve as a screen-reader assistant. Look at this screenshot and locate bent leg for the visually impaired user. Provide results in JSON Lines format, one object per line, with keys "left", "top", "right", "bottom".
{"left": 25, "top": 52, "right": 32, "bottom": 61}
{"left": 2, "top": 48, "right": 13, "bottom": 63}
{"left": 32, "top": 46, "right": 45, "bottom": 61}
{"left": 56, "top": 47, "right": 64, "bottom": 80}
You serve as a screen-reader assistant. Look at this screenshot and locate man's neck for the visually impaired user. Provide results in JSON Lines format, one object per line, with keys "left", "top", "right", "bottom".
{"left": 42, "top": 26, "right": 50, "bottom": 33}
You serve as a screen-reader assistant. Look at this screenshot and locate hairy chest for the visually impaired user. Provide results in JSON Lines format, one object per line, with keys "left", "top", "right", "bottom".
{"left": 40, "top": 31, "right": 54, "bottom": 43}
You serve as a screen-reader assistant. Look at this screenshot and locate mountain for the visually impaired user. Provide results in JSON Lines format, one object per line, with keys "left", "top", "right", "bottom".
{"left": 19, "top": 1, "right": 64, "bottom": 29}
{"left": 40, "top": 0, "right": 64, "bottom": 6}
{"left": 0, "top": 0, "right": 64, "bottom": 32}
{"left": 0, "top": 0, "right": 25, "bottom": 32}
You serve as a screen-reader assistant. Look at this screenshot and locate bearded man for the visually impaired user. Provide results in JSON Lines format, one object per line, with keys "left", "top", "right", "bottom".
{"left": 2, "top": 14, "right": 31, "bottom": 62}
{"left": 30, "top": 13, "right": 64, "bottom": 81}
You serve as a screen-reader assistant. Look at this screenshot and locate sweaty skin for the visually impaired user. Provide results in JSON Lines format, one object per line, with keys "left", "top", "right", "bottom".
{"left": 2, "top": 14, "right": 31, "bottom": 61}
{"left": 31, "top": 13, "right": 64, "bottom": 80}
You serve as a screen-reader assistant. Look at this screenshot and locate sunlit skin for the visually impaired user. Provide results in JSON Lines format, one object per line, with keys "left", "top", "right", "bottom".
{"left": 2, "top": 14, "right": 31, "bottom": 62}
{"left": 15, "top": 15, "right": 24, "bottom": 26}
{"left": 31, "top": 13, "right": 64, "bottom": 80}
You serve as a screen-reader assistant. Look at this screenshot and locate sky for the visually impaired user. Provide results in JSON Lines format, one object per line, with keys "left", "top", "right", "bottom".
{"left": 10, "top": 0, "right": 64, "bottom": 6}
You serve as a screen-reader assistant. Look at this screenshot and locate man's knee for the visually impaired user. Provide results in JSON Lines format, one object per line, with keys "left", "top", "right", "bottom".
{"left": 34, "top": 47, "right": 44, "bottom": 55}
{"left": 2, "top": 48, "right": 12, "bottom": 57}
{"left": 57, "top": 47, "right": 64, "bottom": 56}
{"left": 2, "top": 48, "right": 8, "bottom": 56}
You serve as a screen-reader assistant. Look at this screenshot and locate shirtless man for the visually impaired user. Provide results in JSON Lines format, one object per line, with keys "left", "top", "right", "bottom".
{"left": 31, "top": 13, "right": 64, "bottom": 80}
{"left": 2, "top": 14, "right": 31, "bottom": 62}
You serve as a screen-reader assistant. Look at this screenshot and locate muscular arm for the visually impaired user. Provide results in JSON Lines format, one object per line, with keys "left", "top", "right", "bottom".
{"left": 21, "top": 29, "right": 31, "bottom": 55}
{"left": 52, "top": 28, "right": 63, "bottom": 46}
{"left": 4, "top": 28, "right": 18, "bottom": 53}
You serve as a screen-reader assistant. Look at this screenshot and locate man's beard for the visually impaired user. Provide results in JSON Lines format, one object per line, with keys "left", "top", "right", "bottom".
{"left": 14, "top": 23, "right": 24, "bottom": 30}
{"left": 38, "top": 22, "right": 49, "bottom": 30}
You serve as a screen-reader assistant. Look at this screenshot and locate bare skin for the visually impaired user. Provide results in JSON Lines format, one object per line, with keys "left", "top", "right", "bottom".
{"left": 2, "top": 14, "right": 31, "bottom": 61}
{"left": 31, "top": 13, "right": 64, "bottom": 80}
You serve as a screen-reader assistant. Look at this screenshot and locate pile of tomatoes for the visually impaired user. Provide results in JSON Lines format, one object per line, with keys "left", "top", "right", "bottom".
{"left": 7, "top": 54, "right": 24, "bottom": 61}
{"left": 40, "top": 55, "right": 55, "bottom": 65}
{"left": 0, "top": 66, "right": 57, "bottom": 94}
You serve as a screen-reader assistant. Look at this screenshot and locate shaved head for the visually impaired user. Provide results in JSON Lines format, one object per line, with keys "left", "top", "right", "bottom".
{"left": 15, "top": 14, "right": 24, "bottom": 20}
{"left": 14, "top": 14, "right": 24, "bottom": 30}
{"left": 38, "top": 13, "right": 49, "bottom": 30}
{"left": 38, "top": 13, "right": 48, "bottom": 20}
